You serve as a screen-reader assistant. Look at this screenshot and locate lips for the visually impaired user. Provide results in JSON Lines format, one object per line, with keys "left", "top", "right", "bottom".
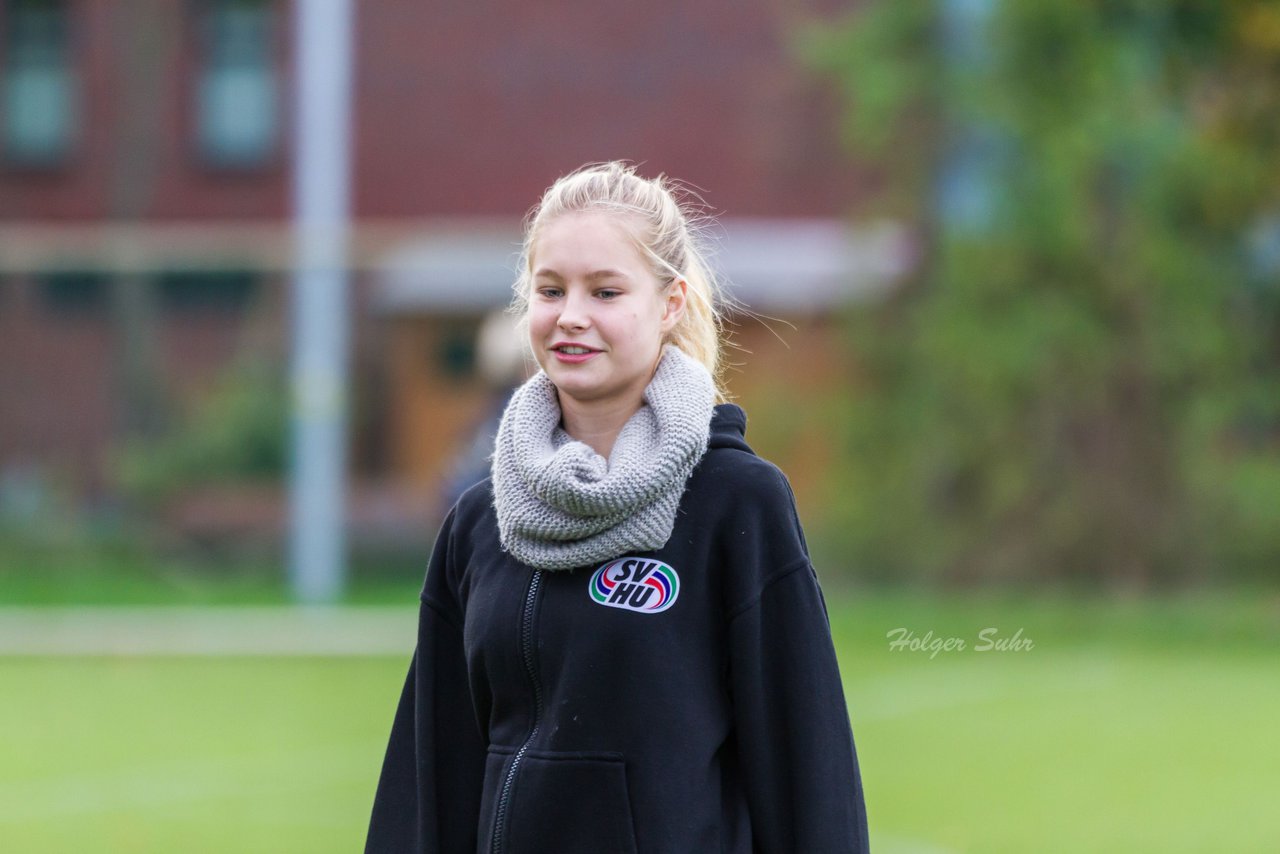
{"left": 550, "top": 342, "right": 602, "bottom": 364}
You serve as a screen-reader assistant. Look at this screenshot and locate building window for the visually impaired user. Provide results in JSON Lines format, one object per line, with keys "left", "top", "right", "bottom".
{"left": 437, "top": 323, "right": 478, "bottom": 381}
{"left": 1, "top": 0, "right": 76, "bottom": 167}
{"left": 194, "top": 0, "right": 278, "bottom": 169}
{"left": 158, "top": 270, "right": 259, "bottom": 313}
{"left": 37, "top": 272, "right": 109, "bottom": 316}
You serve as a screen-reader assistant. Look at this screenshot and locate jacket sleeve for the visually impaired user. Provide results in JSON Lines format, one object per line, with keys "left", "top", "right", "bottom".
{"left": 724, "top": 466, "right": 870, "bottom": 853}
{"left": 365, "top": 508, "right": 488, "bottom": 853}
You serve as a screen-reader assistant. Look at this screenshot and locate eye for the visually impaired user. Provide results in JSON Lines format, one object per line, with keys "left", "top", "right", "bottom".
{"left": 596, "top": 289, "right": 622, "bottom": 300}
{"left": 536, "top": 286, "right": 563, "bottom": 299}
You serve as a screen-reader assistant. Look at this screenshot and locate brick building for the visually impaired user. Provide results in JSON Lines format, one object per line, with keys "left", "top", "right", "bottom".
{"left": 0, "top": 0, "right": 902, "bottom": 537}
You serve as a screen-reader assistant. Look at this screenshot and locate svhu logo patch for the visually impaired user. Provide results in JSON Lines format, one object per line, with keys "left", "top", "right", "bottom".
{"left": 589, "top": 558, "right": 679, "bottom": 614}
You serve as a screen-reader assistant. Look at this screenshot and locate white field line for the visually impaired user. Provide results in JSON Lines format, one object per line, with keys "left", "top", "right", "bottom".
{"left": 0, "top": 606, "right": 417, "bottom": 656}
{"left": 0, "top": 744, "right": 376, "bottom": 824}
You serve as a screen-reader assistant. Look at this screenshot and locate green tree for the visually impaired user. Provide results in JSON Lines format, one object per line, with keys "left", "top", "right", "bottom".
{"left": 114, "top": 354, "right": 288, "bottom": 504}
{"left": 805, "top": 0, "right": 1280, "bottom": 585}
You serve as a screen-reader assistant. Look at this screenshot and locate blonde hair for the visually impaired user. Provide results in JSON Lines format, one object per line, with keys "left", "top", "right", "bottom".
{"left": 511, "top": 161, "right": 730, "bottom": 401}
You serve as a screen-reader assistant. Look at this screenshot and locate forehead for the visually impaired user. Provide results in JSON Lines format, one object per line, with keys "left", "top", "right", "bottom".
{"left": 531, "top": 211, "right": 648, "bottom": 273}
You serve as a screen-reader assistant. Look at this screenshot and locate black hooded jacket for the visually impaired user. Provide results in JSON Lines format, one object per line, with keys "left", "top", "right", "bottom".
{"left": 366, "top": 404, "right": 869, "bottom": 853}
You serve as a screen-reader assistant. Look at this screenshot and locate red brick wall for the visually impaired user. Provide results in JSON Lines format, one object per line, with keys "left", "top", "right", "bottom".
{"left": 0, "top": 279, "right": 288, "bottom": 495}
{"left": 2, "top": 0, "right": 867, "bottom": 222}
{"left": 352, "top": 0, "right": 867, "bottom": 217}
{"left": 0, "top": 281, "right": 115, "bottom": 491}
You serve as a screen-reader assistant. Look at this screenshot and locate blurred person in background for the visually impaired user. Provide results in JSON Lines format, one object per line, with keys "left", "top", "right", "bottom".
{"left": 438, "top": 310, "right": 531, "bottom": 512}
{"left": 367, "top": 162, "right": 868, "bottom": 853}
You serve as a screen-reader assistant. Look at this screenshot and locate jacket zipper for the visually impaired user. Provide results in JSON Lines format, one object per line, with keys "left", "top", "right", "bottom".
{"left": 491, "top": 568, "right": 544, "bottom": 854}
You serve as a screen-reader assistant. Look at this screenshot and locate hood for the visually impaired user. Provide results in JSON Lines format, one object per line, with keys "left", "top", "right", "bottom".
{"left": 708, "top": 403, "right": 752, "bottom": 453}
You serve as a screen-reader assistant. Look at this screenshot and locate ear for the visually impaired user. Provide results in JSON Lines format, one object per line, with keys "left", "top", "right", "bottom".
{"left": 660, "top": 279, "right": 687, "bottom": 334}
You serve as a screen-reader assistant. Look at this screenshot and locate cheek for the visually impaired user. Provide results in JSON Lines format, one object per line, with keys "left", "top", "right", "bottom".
{"left": 527, "top": 305, "right": 554, "bottom": 338}
{"left": 634, "top": 302, "right": 666, "bottom": 341}
{"left": 611, "top": 314, "right": 658, "bottom": 360}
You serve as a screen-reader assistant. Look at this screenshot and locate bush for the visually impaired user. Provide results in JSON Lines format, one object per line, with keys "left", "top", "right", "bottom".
{"left": 114, "top": 355, "right": 288, "bottom": 504}
{"left": 803, "top": 0, "right": 1280, "bottom": 585}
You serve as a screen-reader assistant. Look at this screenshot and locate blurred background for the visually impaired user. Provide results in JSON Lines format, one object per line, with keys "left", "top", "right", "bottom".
{"left": 1, "top": 0, "right": 1277, "bottom": 852}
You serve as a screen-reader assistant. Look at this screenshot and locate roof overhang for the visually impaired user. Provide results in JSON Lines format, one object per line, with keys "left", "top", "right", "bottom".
{"left": 370, "top": 217, "right": 912, "bottom": 316}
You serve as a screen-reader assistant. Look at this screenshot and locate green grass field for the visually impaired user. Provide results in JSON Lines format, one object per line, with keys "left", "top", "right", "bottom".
{"left": 2, "top": 589, "right": 1277, "bottom": 853}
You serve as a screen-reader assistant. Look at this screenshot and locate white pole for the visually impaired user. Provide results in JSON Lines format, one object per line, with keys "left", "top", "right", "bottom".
{"left": 288, "top": 0, "right": 356, "bottom": 603}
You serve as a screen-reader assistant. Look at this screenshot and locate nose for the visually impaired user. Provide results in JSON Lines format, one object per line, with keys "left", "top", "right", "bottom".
{"left": 557, "top": 288, "right": 590, "bottom": 332}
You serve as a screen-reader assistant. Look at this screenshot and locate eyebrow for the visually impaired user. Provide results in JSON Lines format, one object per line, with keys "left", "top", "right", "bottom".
{"left": 532, "top": 268, "right": 630, "bottom": 283}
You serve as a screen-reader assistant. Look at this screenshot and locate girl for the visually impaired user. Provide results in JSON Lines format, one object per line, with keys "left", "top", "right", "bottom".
{"left": 366, "top": 162, "right": 869, "bottom": 853}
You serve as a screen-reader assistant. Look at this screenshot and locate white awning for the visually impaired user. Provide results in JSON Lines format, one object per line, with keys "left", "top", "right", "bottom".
{"left": 370, "top": 217, "right": 911, "bottom": 316}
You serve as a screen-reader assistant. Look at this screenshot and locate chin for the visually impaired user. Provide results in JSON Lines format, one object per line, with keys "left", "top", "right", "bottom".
{"left": 542, "top": 358, "right": 651, "bottom": 407}
{"left": 546, "top": 368, "right": 614, "bottom": 401}
{"left": 552, "top": 379, "right": 612, "bottom": 404}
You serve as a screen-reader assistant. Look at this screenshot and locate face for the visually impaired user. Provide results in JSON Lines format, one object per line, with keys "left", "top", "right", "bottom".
{"left": 527, "top": 211, "right": 686, "bottom": 411}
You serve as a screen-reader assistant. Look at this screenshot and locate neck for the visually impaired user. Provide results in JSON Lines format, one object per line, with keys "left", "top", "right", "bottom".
{"left": 558, "top": 392, "right": 643, "bottom": 458}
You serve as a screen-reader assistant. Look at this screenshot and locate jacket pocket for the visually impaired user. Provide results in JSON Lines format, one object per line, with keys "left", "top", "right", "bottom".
{"left": 499, "top": 750, "right": 639, "bottom": 854}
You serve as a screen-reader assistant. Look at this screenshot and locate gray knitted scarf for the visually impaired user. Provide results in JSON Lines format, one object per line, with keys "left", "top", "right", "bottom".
{"left": 491, "top": 344, "right": 715, "bottom": 571}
